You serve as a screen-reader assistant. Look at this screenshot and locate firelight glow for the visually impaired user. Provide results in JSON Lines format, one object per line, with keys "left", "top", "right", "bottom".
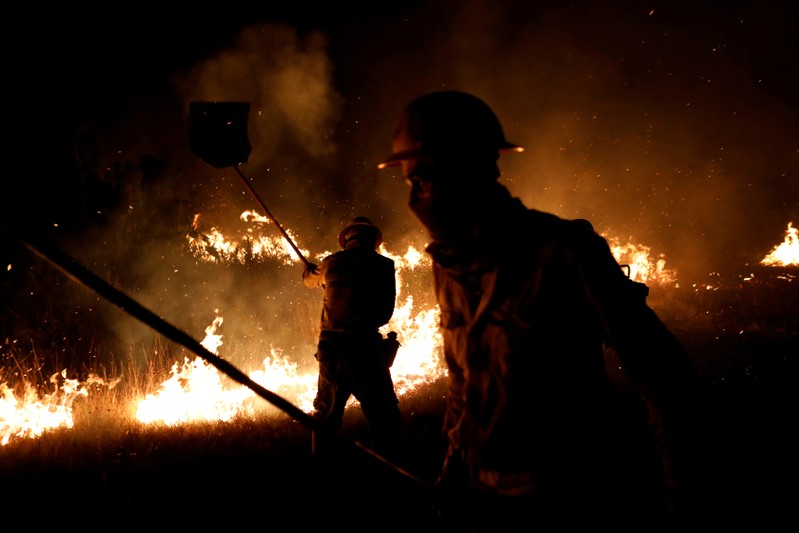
{"left": 188, "top": 211, "right": 311, "bottom": 265}
{"left": 136, "top": 226, "right": 448, "bottom": 425}
{"left": 607, "top": 237, "right": 678, "bottom": 285}
{"left": 1, "top": 211, "right": 682, "bottom": 443}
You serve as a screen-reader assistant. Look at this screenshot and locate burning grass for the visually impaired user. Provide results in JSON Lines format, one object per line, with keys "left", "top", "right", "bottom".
{"left": 1, "top": 342, "right": 449, "bottom": 527}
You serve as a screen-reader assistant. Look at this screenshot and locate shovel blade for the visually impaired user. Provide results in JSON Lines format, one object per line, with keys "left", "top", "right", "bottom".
{"left": 188, "top": 101, "right": 252, "bottom": 168}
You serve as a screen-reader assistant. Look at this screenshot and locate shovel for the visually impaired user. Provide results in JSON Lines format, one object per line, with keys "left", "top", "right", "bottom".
{"left": 188, "top": 101, "right": 312, "bottom": 268}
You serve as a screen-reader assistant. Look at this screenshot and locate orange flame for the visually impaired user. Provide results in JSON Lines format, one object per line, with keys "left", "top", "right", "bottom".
{"left": 188, "top": 211, "right": 311, "bottom": 265}
{"left": 1, "top": 371, "right": 119, "bottom": 445}
{"left": 135, "top": 235, "right": 446, "bottom": 425}
{"left": 761, "top": 222, "right": 799, "bottom": 267}
{"left": 606, "top": 236, "right": 678, "bottom": 285}
{"left": 2, "top": 212, "right": 684, "bottom": 441}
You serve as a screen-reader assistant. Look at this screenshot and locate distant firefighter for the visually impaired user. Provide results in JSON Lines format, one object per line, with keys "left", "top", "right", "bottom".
{"left": 303, "top": 216, "right": 402, "bottom": 461}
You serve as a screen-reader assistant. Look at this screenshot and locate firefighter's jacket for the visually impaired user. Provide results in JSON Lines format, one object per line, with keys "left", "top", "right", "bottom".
{"left": 303, "top": 243, "right": 396, "bottom": 335}
{"left": 428, "top": 193, "right": 694, "bottom": 494}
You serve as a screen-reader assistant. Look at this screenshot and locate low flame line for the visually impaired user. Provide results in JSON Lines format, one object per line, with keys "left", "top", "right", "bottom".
{"left": 0, "top": 221, "right": 431, "bottom": 490}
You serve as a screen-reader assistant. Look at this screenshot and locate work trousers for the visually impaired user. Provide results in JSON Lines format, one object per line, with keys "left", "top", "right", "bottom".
{"left": 312, "top": 330, "right": 401, "bottom": 460}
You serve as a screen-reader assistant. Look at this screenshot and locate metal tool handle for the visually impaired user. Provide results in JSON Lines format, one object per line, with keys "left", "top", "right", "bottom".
{"left": 233, "top": 165, "right": 312, "bottom": 268}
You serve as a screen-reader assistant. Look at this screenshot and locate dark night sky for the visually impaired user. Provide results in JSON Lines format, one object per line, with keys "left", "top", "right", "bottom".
{"left": 2, "top": 0, "right": 798, "bottom": 355}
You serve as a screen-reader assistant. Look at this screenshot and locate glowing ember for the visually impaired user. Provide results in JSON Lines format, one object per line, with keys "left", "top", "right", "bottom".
{"left": 1, "top": 371, "right": 119, "bottom": 445}
{"left": 761, "top": 222, "right": 799, "bottom": 267}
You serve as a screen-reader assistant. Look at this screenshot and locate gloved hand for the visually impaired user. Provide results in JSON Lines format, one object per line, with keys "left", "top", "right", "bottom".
{"left": 381, "top": 331, "right": 401, "bottom": 368}
{"left": 303, "top": 263, "right": 319, "bottom": 279}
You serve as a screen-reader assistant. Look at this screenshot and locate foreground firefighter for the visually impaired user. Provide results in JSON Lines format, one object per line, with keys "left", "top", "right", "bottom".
{"left": 378, "top": 91, "right": 696, "bottom": 528}
{"left": 303, "top": 216, "right": 402, "bottom": 461}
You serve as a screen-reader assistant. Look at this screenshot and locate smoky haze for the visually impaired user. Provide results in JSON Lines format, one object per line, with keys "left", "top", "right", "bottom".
{"left": 3, "top": 1, "right": 797, "bottom": 370}
{"left": 161, "top": 0, "right": 797, "bottom": 279}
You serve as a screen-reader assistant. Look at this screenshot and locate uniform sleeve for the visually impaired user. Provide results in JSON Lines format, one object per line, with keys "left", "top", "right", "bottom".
{"left": 431, "top": 263, "right": 467, "bottom": 442}
{"left": 571, "top": 222, "right": 694, "bottom": 392}
{"left": 573, "top": 222, "right": 697, "bottom": 502}
{"left": 439, "top": 310, "right": 470, "bottom": 489}
{"left": 302, "top": 260, "right": 326, "bottom": 288}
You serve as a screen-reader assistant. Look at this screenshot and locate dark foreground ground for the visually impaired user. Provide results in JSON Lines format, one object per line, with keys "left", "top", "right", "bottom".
{"left": 2, "top": 276, "right": 798, "bottom": 531}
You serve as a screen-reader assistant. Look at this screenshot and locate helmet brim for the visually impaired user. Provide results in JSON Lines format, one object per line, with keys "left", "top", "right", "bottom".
{"left": 377, "top": 142, "right": 523, "bottom": 169}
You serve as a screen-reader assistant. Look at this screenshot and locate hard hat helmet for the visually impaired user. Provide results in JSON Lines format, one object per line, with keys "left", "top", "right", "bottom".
{"left": 377, "top": 91, "right": 522, "bottom": 169}
{"left": 338, "top": 216, "right": 383, "bottom": 249}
